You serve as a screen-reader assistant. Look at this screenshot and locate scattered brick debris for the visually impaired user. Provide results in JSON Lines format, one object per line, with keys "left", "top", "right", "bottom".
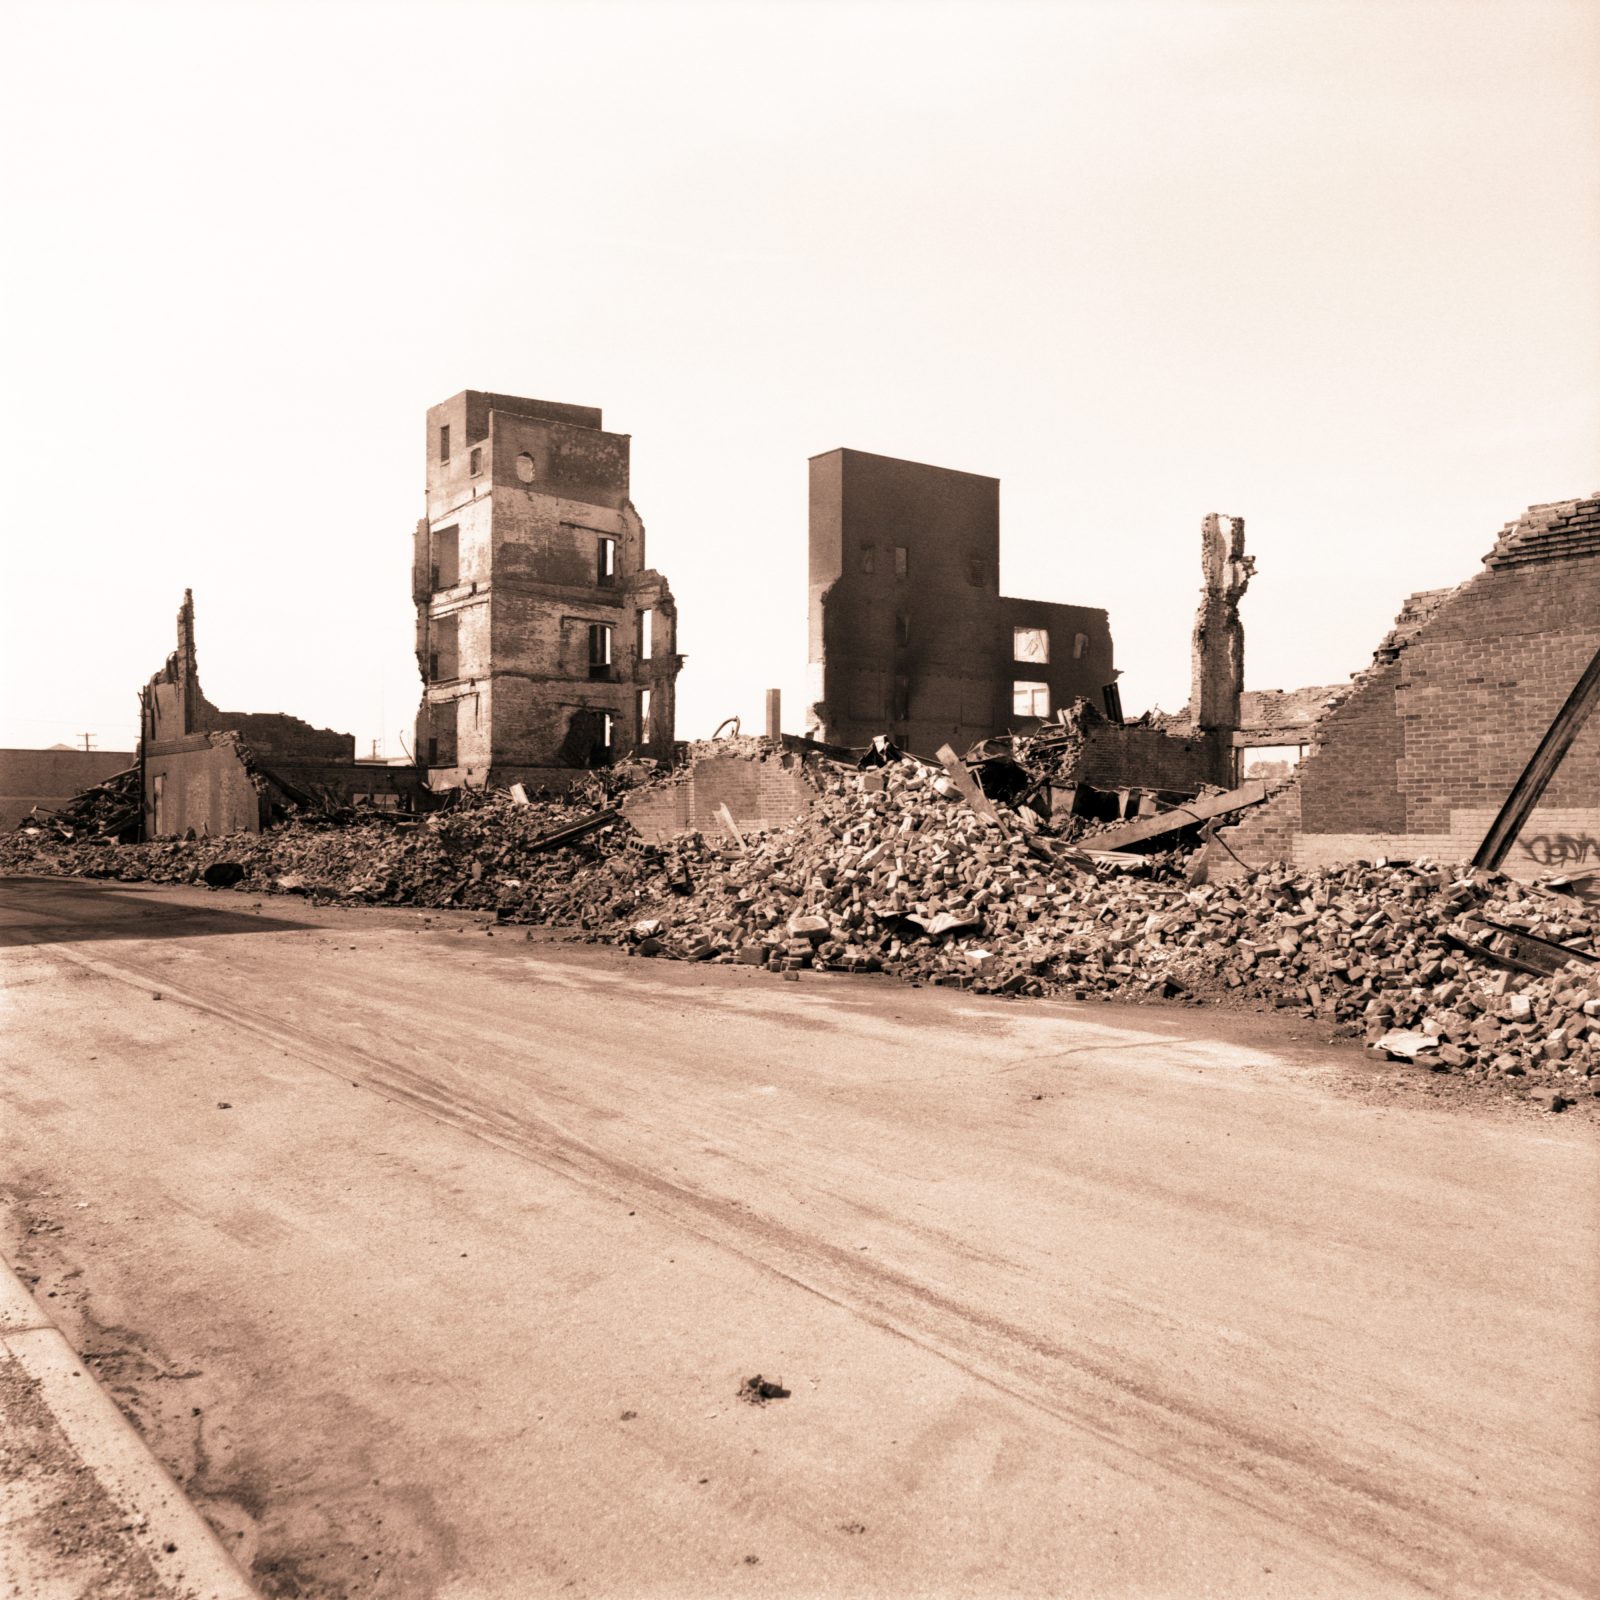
{"left": 6, "top": 733, "right": 1599, "bottom": 1105}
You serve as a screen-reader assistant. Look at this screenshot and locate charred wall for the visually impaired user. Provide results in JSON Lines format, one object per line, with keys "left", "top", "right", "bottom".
{"left": 807, "top": 448, "right": 1115, "bottom": 755}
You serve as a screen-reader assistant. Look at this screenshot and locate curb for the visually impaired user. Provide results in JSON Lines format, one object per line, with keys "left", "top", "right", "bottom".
{"left": 0, "top": 1254, "right": 259, "bottom": 1600}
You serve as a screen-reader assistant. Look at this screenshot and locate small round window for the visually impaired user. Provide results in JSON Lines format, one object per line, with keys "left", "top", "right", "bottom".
{"left": 515, "top": 452, "right": 536, "bottom": 483}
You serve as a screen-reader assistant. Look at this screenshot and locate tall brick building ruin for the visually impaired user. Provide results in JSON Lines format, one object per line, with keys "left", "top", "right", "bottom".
{"left": 807, "top": 448, "right": 1116, "bottom": 755}
{"left": 1214, "top": 493, "right": 1600, "bottom": 879}
{"left": 413, "top": 391, "right": 681, "bottom": 787}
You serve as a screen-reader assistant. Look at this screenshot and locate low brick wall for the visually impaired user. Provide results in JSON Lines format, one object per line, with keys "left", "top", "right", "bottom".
{"left": 1072, "top": 725, "right": 1233, "bottom": 792}
{"left": 623, "top": 752, "right": 818, "bottom": 844}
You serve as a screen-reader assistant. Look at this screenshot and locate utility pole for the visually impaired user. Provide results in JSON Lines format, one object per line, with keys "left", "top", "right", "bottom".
{"left": 79, "top": 732, "right": 95, "bottom": 751}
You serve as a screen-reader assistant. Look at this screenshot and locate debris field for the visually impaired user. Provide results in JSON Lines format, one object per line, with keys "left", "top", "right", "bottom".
{"left": 5, "top": 739, "right": 1598, "bottom": 1111}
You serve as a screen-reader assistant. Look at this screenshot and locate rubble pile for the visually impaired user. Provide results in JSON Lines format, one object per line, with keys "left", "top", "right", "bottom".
{"left": 619, "top": 758, "right": 1599, "bottom": 1099}
{"left": 5, "top": 744, "right": 1597, "bottom": 1103}
{"left": 20, "top": 767, "right": 140, "bottom": 842}
{"left": 1, "top": 790, "right": 663, "bottom": 930}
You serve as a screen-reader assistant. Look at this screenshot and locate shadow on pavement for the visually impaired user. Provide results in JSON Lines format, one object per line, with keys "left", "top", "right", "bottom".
{"left": 0, "top": 878, "right": 315, "bottom": 949}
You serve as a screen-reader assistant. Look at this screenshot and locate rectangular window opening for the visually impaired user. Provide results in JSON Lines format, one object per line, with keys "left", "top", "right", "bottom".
{"left": 638, "top": 688, "right": 652, "bottom": 742}
{"left": 640, "top": 607, "right": 653, "bottom": 659}
{"left": 895, "top": 611, "right": 911, "bottom": 647}
{"left": 427, "top": 700, "right": 457, "bottom": 766}
{"left": 431, "top": 524, "right": 459, "bottom": 590}
{"left": 588, "top": 622, "right": 613, "bottom": 678}
{"left": 429, "top": 613, "right": 459, "bottom": 682}
{"left": 1013, "top": 680, "right": 1050, "bottom": 718}
{"left": 469, "top": 446, "right": 482, "bottom": 476}
{"left": 439, "top": 424, "right": 451, "bottom": 464}
{"left": 1013, "top": 626, "right": 1049, "bottom": 664}
{"left": 859, "top": 544, "right": 876, "bottom": 575}
{"left": 893, "top": 546, "right": 908, "bottom": 578}
{"left": 1073, "top": 631, "right": 1089, "bottom": 660}
{"left": 597, "top": 536, "right": 617, "bottom": 586}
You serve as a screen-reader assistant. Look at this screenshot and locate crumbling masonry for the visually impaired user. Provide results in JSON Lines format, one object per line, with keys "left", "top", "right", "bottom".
{"left": 413, "top": 391, "right": 682, "bottom": 788}
{"left": 1191, "top": 513, "right": 1255, "bottom": 735}
{"left": 139, "top": 591, "right": 420, "bottom": 837}
{"left": 1212, "top": 493, "right": 1600, "bottom": 879}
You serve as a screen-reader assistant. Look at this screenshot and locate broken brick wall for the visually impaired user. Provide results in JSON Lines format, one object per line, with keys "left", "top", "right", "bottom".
{"left": 997, "top": 596, "right": 1115, "bottom": 722}
{"left": 1069, "top": 724, "right": 1234, "bottom": 793}
{"left": 622, "top": 752, "right": 818, "bottom": 845}
{"left": 1214, "top": 495, "right": 1600, "bottom": 879}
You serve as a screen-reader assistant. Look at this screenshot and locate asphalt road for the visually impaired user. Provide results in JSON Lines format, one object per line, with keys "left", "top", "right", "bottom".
{"left": 2, "top": 874, "right": 1596, "bottom": 1599}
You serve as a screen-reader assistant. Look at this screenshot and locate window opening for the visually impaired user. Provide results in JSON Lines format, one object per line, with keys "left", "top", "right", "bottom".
{"left": 469, "top": 446, "right": 482, "bottom": 476}
{"left": 427, "top": 700, "right": 457, "bottom": 766}
{"left": 515, "top": 452, "right": 536, "bottom": 483}
{"left": 1073, "top": 631, "right": 1088, "bottom": 660}
{"left": 588, "top": 622, "right": 613, "bottom": 678}
{"left": 895, "top": 611, "right": 911, "bottom": 647}
{"left": 893, "top": 546, "right": 908, "bottom": 578}
{"left": 431, "top": 524, "right": 459, "bottom": 590}
{"left": 860, "top": 544, "right": 876, "bottom": 575}
{"left": 1013, "top": 680, "right": 1050, "bottom": 718}
{"left": 640, "top": 607, "right": 653, "bottom": 659}
{"left": 1013, "top": 627, "right": 1049, "bottom": 664}
{"left": 597, "top": 536, "right": 617, "bottom": 585}
{"left": 428, "top": 613, "right": 459, "bottom": 682}
{"left": 638, "top": 688, "right": 651, "bottom": 740}
{"left": 439, "top": 424, "right": 451, "bottom": 464}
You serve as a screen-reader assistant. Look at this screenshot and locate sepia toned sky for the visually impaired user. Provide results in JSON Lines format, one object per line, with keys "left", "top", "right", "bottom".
{"left": 2, "top": 0, "right": 1596, "bottom": 756}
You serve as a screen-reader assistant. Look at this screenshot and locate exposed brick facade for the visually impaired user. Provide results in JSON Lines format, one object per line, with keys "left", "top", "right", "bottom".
{"left": 1070, "top": 725, "right": 1233, "bottom": 792}
{"left": 1213, "top": 495, "right": 1600, "bottom": 880}
{"left": 414, "top": 391, "right": 682, "bottom": 789}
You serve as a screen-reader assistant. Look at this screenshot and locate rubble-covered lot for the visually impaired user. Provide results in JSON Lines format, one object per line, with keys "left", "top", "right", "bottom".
{"left": 6, "top": 746, "right": 1598, "bottom": 1114}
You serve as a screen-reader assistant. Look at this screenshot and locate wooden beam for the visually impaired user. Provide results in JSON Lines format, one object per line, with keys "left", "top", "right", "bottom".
{"left": 935, "top": 744, "right": 1000, "bottom": 823}
{"left": 1089, "top": 780, "right": 1268, "bottom": 851}
{"left": 1473, "top": 644, "right": 1600, "bottom": 871}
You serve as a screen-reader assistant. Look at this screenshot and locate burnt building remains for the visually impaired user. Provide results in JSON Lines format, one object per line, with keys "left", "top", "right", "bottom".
{"left": 807, "top": 448, "right": 1116, "bottom": 755}
{"left": 413, "top": 391, "right": 681, "bottom": 788}
{"left": 140, "top": 592, "right": 422, "bottom": 838}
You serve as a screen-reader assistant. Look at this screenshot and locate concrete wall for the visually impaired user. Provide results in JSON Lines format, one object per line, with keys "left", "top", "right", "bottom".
{"left": 0, "top": 749, "right": 135, "bottom": 829}
{"left": 145, "top": 738, "right": 261, "bottom": 839}
{"left": 1214, "top": 495, "right": 1600, "bottom": 880}
{"left": 808, "top": 448, "right": 1115, "bottom": 756}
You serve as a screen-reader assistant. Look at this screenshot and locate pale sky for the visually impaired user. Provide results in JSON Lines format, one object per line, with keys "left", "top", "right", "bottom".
{"left": 3, "top": 0, "right": 1596, "bottom": 757}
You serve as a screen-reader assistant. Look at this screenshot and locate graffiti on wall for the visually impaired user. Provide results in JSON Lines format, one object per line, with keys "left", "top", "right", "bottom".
{"left": 1520, "top": 832, "right": 1600, "bottom": 868}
